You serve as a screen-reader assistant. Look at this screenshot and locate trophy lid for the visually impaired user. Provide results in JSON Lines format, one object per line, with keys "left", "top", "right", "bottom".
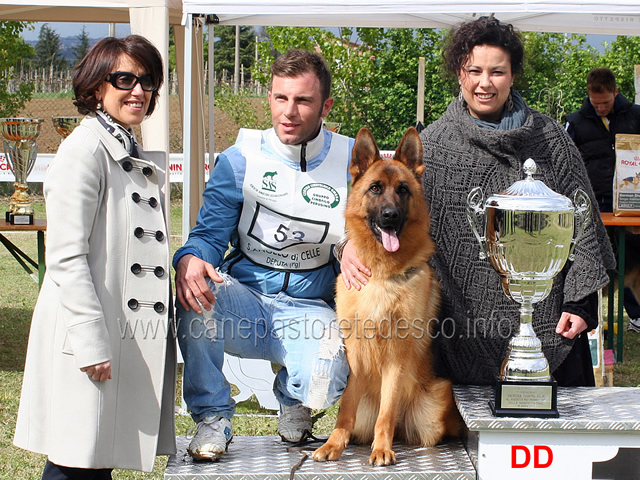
{"left": 487, "top": 158, "right": 574, "bottom": 212}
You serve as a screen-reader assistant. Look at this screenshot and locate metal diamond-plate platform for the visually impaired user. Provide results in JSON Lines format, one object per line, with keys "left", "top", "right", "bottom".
{"left": 454, "top": 385, "right": 640, "bottom": 432}
{"left": 165, "top": 436, "right": 476, "bottom": 480}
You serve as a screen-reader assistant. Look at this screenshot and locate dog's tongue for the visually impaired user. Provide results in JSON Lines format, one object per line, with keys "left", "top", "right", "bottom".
{"left": 381, "top": 229, "right": 399, "bottom": 252}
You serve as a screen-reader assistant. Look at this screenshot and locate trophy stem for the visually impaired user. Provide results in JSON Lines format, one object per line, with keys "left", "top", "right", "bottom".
{"left": 500, "top": 299, "right": 551, "bottom": 382}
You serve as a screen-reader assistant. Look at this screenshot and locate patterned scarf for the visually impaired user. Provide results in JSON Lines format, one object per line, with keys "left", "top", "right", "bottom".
{"left": 96, "top": 109, "right": 140, "bottom": 157}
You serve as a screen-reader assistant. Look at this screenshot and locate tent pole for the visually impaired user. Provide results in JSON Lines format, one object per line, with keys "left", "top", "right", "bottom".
{"left": 208, "top": 19, "right": 216, "bottom": 177}
{"left": 181, "top": 15, "right": 194, "bottom": 241}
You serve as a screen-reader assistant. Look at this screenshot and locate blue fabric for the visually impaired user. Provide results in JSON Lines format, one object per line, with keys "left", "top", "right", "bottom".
{"left": 177, "top": 276, "right": 349, "bottom": 420}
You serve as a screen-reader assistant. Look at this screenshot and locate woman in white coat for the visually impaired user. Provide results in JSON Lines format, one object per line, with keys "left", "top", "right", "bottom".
{"left": 14, "top": 35, "right": 176, "bottom": 479}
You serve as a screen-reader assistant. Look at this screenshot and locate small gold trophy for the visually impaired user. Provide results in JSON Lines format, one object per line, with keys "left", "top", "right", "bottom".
{"left": 467, "top": 159, "right": 591, "bottom": 418}
{"left": 52, "top": 116, "right": 82, "bottom": 140}
{"left": 1, "top": 118, "right": 43, "bottom": 225}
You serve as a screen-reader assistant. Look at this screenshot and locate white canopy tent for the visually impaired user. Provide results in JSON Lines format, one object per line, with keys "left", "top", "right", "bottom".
{"left": 179, "top": 0, "right": 640, "bottom": 236}
{"left": 0, "top": 0, "right": 183, "bottom": 217}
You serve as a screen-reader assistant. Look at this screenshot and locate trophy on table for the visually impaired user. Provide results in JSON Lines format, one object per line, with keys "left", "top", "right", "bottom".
{"left": 52, "top": 116, "right": 82, "bottom": 140}
{"left": 1, "top": 118, "right": 43, "bottom": 225}
{"left": 467, "top": 158, "right": 591, "bottom": 418}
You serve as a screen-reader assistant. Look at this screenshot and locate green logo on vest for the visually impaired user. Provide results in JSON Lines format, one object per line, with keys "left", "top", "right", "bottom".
{"left": 301, "top": 183, "right": 340, "bottom": 208}
{"left": 261, "top": 171, "right": 278, "bottom": 192}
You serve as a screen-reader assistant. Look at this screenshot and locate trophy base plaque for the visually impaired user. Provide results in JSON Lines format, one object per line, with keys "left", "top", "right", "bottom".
{"left": 9, "top": 213, "right": 34, "bottom": 225}
{"left": 490, "top": 377, "right": 559, "bottom": 418}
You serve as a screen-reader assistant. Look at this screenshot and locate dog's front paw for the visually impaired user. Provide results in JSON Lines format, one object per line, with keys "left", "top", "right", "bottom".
{"left": 313, "top": 441, "right": 345, "bottom": 462}
{"left": 369, "top": 448, "right": 396, "bottom": 466}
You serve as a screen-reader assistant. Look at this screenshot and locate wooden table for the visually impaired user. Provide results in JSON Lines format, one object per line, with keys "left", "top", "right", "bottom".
{"left": 0, "top": 218, "right": 46, "bottom": 287}
{"left": 600, "top": 213, "right": 640, "bottom": 362}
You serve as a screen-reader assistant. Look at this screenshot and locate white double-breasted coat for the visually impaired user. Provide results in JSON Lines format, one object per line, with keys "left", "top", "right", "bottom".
{"left": 14, "top": 114, "right": 176, "bottom": 472}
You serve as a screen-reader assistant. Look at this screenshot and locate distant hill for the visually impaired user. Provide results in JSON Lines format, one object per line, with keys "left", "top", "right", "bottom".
{"left": 26, "top": 36, "right": 101, "bottom": 65}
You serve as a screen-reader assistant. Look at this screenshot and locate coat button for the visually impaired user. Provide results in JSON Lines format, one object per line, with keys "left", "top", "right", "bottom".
{"left": 131, "top": 192, "right": 158, "bottom": 208}
{"left": 134, "top": 227, "right": 165, "bottom": 241}
{"left": 154, "top": 302, "right": 165, "bottom": 313}
{"left": 131, "top": 263, "right": 142, "bottom": 274}
{"left": 142, "top": 166, "right": 152, "bottom": 177}
{"left": 122, "top": 161, "right": 133, "bottom": 172}
{"left": 154, "top": 266, "right": 165, "bottom": 277}
{"left": 128, "top": 298, "right": 138, "bottom": 310}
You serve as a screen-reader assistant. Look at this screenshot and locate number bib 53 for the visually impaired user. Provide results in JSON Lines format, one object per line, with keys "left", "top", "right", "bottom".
{"left": 237, "top": 129, "right": 349, "bottom": 271}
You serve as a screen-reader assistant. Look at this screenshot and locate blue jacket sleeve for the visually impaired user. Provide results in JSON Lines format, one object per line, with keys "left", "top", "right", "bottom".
{"left": 173, "top": 152, "right": 243, "bottom": 268}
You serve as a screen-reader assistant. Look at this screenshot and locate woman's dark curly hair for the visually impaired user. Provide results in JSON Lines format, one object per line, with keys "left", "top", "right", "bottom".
{"left": 444, "top": 16, "right": 524, "bottom": 78}
{"left": 73, "top": 35, "right": 164, "bottom": 116}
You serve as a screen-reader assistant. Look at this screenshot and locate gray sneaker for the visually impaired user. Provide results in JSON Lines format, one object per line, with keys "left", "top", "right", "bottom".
{"left": 187, "top": 416, "right": 233, "bottom": 461}
{"left": 278, "top": 403, "right": 312, "bottom": 442}
{"left": 628, "top": 318, "right": 640, "bottom": 332}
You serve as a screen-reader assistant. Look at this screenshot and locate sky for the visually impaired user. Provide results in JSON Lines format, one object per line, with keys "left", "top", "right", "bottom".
{"left": 21, "top": 22, "right": 131, "bottom": 41}
{"left": 21, "top": 22, "right": 617, "bottom": 54}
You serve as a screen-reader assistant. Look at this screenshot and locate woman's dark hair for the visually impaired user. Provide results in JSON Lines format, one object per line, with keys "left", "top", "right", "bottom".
{"left": 444, "top": 16, "right": 524, "bottom": 78}
{"left": 73, "top": 35, "right": 164, "bottom": 116}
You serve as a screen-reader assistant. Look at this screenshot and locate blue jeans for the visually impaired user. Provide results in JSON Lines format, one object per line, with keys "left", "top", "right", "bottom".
{"left": 176, "top": 274, "right": 349, "bottom": 422}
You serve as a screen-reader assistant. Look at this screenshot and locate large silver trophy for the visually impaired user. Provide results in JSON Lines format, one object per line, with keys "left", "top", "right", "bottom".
{"left": 52, "top": 116, "right": 82, "bottom": 140}
{"left": 1, "top": 118, "right": 43, "bottom": 225}
{"left": 467, "top": 158, "right": 590, "bottom": 418}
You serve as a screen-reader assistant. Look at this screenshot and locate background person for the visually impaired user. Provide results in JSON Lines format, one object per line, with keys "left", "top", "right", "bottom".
{"left": 174, "top": 49, "right": 352, "bottom": 461}
{"left": 13, "top": 35, "right": 176, "bottom": 479}
{"left": 565, "top": 67, "right": 640, "bottom": 332}
{"left": 341, "top": 17, "right": 615, "bottom": 387}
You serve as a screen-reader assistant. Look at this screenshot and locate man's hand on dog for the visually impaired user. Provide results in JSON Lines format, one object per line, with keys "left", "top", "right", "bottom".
{"left": 175, "top": 254, "right": 223, "bottom": 313}
{"left": 340, "top": 241, "right": 371, "bottom": 290}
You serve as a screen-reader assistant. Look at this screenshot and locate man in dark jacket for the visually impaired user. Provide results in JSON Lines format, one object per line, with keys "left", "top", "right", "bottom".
{"left": 566, "top": 67, "right": 640, "bottom": 330}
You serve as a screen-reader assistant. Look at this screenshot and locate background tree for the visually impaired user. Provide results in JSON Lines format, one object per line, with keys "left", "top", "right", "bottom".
{"left": 601, "top": 36, "right": 640, "bottom": 104}
{"left": 71, "top": 26, "right": 91, "bottom": 66}
{"left": 519, "top": 32, "right": 598, "bottom": 122}
{"left": 208, "top": 25, "right": 256, "bottom": 84}
{"left": 0, "top": 21, "right": 35, "bottom": 116}
{"left": 34, "top": 23, "right": 67, "bottom": 70}
{"left": 253, "top": 26, "right": 449, "bottom": 148}
{"left": 355, "top": 27, "right": 450, "bottom": 147}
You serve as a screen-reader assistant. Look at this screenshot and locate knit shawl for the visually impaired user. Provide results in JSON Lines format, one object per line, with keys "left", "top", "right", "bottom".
{"left": 421, "top": 97, "right": 616, "bottom": 385}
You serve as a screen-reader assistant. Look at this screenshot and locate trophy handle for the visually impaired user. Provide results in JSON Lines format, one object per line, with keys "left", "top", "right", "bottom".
{"left": 467, "top": 187, "right": 489, "bottom": 260}
{"left": 568, "top": 188, "right": 591, "bottom": 261}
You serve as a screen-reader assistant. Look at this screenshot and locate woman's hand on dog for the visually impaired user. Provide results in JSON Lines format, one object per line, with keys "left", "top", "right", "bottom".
{"left": 175, "top": 254, "right": 222, "bottom": 313}
{"left": 340, "top": 241, "right": 371, "bottom": 290}
{"left": 555, "top": 312, "right": 588, "bottom": 339}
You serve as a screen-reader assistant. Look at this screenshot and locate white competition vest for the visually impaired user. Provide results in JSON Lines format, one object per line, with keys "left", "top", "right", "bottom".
{"left": 237, "top": 129, "right": 349, "bottom": 271}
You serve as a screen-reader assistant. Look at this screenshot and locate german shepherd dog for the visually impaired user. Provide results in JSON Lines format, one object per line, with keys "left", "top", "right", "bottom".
{"left": 313, "top": 127, "right": 461, "bottom": 466}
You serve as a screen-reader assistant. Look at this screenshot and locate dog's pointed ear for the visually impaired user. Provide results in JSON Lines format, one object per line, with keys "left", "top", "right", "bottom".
{"left": 350, "top": 128, "right": 381, "bottom": 183}
{"left": 393, "top": 127, "right": 425, "bottom": 180}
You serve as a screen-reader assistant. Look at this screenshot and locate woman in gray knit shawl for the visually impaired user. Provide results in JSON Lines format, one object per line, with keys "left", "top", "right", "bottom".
{"left": 341, "top": 17, "right": 614, "bottom": 386}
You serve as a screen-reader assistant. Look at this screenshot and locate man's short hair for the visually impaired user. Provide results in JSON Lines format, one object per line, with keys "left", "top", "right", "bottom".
{"left": 270, "top": 49, "right": 331, "bottom": 102}
{"left": 587, "top": 68, "right": 617, "bottom": 94}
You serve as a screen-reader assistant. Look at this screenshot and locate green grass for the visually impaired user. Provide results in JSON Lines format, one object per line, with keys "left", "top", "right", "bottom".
{"left": 0, "top": 195, "right": 638, "bottom": 478}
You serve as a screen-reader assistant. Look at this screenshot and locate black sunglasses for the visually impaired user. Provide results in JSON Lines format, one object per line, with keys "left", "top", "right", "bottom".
{"left": 105, "top": 71, "right": 158, "bottom": 92}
